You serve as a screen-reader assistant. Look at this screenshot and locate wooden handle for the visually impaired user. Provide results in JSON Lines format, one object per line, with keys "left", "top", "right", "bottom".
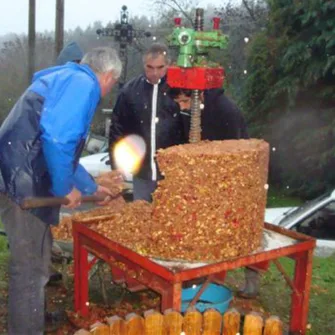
{"left": 188, "top": 276, "right": 212, "bottom": 308}
{"left": 21, "top": 194, "right": 107, "bottom": 209}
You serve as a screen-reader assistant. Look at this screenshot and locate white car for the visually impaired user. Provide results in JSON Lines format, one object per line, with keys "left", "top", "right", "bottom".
{"left": 79, "top": 152, "right": 133, "bottom": 191}
{"left": 265, "top": 189, "right": 335, "bottom": 255}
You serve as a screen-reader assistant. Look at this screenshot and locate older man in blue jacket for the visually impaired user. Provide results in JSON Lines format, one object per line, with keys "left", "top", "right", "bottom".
{"left": 0, "top": 47, "right": 121, "bottom": 335}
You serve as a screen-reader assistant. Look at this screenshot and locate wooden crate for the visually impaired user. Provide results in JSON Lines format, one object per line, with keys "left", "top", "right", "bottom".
{"left": 74, "top": 308, "right": 283, "bottom": 335}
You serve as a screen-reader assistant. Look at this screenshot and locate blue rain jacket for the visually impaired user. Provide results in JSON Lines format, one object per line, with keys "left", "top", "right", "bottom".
{"left": 0, "top": 62, "right": 101, "bottom": 224}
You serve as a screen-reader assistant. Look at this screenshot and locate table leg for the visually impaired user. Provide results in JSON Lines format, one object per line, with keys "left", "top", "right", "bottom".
{"left": 161, "top": 282, "right": 182, "bottom": 312}
{"left": 249, "top": 261, "right": 270, "bottom": 272}
{"left": 289, "top": 250, "right": 313, "bottom": 335}
{"left": 74, "top": 235, "right": 89, "bottom": 316}
{"left": 212, "top": 271, "right": 227, "bottom": 285}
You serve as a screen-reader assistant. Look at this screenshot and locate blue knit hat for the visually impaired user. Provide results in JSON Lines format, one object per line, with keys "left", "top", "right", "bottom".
{"left": 56, "top": 42, "right": 84, "bottom": 65}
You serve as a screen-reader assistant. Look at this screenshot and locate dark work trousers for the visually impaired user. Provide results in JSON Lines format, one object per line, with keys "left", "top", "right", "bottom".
{"left": 133, "top": 177, "right": 157, "bottom": 202}
{"left": 0, "top": 195, "right": 52, "bottom": 335}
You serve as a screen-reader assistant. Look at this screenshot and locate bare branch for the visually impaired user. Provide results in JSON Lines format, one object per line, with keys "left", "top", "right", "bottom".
{"left": 152, "top": 0, "right": 196, "bottom": 26}
{"left": 242, "top": 0, "right": 257, "bottom": 22}
{"left": 169, "top": 0, "right": 194, "bottom": 25}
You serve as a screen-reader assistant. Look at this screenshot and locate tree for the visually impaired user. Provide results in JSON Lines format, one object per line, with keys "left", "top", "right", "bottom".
{"left": 243, "top": 0, "right": 335, "bottom": 197}
{"left": 0, "top": 37, "right": 29, "bottom": 122}
{"left": 215, "top": 0, "right": 268, "bottom": 99}
{"left": 151, "top": 0, "right": 198, "bottom": 26}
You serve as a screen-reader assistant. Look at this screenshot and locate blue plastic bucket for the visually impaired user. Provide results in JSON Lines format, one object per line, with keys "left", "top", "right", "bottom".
{"left": 181, "top": 283, "right": 232, "bottom": 313}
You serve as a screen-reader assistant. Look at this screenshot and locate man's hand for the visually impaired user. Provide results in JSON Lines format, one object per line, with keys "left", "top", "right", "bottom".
{"left": 94, "top": 185, "right": 115, "bottom": 206}
{"left": 94, "top": 170, "right": 124, "bottom": 197}
{"left": 64, "top": 188, "right": 82, "bottom": 209}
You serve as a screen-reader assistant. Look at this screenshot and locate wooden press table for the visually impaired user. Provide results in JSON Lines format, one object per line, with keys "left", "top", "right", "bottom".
{"left": 73, "top": 221, "right": 315, "bottom": 335}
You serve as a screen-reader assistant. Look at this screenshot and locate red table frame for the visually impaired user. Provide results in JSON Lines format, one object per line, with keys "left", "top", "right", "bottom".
{"left": 73, "top": 222, "right": 315, "bottom": 335}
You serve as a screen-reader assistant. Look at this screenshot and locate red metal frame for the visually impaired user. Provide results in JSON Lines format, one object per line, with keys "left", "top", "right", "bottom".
{"left": 167, "top": 66, "right": 225, "bottom": 90}
{"left": 73, "top": 221, "right": 315, "bottom": 335}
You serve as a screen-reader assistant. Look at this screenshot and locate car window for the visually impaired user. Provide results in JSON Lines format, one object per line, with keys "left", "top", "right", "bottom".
{"left": 278, "top": 191, "right": 331, "bottom": 227}
{"left": 292, "top": 201, "right": 335, "bottom": 240}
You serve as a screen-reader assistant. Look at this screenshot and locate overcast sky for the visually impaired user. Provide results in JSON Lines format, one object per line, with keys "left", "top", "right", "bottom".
{"left": 0, "top": 0, "right": 229, "bottom": 35}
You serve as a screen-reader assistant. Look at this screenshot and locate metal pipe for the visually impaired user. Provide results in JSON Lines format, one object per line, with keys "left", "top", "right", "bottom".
{"left": 28, "top": 0, "right": 36, "bottom": 83}
{"left": 194, "top": 8, "right": 204, "bottom": 31}
{"left": 189, "top": 90, "right": 202, "bottom": 143}
{"left": 189, "top": 8, "right": 205, "bottom": 143}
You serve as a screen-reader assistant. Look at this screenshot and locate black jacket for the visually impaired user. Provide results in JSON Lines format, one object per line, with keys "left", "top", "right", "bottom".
{"left": 0, "top": 91, "right": 60, "bottom": 224}
{"left": 181, "top": 89, "right": 249, "bottom": 140}
{"left": 109, "top": 75, "right": 185, "bottom": 181}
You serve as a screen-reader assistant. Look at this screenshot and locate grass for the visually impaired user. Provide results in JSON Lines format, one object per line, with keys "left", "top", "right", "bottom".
{"left": 225, "top": 254, "right": 335, "bottom": 335}
{"left": 0, "top": 221, "right": 7, "bottom": 253}
{"left": 0, "top": 236, "right": 7, "bottom": 254}
{"left": 262, "top": 256, "right": 335, "bottom": 334}
{"left": 81, "top": 150, "right": 91, "bottom": 157}
{"left": 307, "top": 256, "right": 335, "bottom": 334}
{"left": 0, "top": 222, "right": 9, "bottom": 287}
{"left": 266, "top": 187, "right": 303, "bottom": 208}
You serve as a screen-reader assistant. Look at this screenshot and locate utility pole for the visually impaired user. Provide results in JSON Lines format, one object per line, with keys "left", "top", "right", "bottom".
{"left": 55, "top": 0, "right": 65, "bottom": 62}
{"left": 28, "top": 0, "right": 36, "bottom": 83}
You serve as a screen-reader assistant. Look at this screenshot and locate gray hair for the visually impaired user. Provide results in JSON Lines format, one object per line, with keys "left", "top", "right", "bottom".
{"left": 143, "top": 43, "right": 170, "bottom": 64}
{"left": 81, "top": 47, "right": 122, "bottom": 79}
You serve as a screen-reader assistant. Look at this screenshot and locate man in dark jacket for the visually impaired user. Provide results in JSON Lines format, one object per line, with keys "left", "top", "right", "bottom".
{"left": 169, "top": 87, "right": 261, "bottom": 299}
{"left": 0, "top": 47, "right": 122, "bottom": 335}
{"left": 168, "top": 87, "right": 248, "bottom": 140}
{"left": 109, "top": 43, "right": 185, "bottom": 202}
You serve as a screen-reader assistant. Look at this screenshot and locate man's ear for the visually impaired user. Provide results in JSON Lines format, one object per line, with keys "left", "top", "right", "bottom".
{"left": 103, "top": 71, "right": 111, "bottom": 83}
{"left": 102, "top": 72, "right": 117, "bottom": 90}
{"left": 109, "top": 72, "right": 118, "bottom": 85}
